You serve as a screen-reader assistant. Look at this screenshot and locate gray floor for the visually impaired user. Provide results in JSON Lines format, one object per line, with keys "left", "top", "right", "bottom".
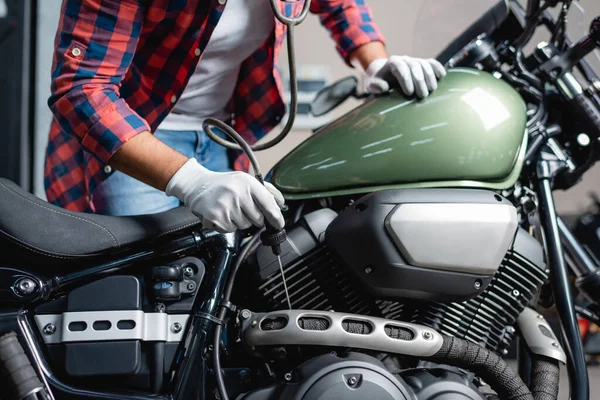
{"left": 559, "top": 365, "right": 600, "bottom": 399}
{"left": 506, "top": 362, "right": 600, "bottom": 398}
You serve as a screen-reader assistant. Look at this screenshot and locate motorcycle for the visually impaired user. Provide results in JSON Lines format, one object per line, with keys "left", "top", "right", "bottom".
{"left": 2, "top": 0, "right": 600, "bottom": 399}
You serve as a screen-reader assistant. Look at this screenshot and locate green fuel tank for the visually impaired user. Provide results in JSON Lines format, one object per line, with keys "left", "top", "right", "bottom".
{"left": 270, "top": 68, "right": 528, "bottom": 200}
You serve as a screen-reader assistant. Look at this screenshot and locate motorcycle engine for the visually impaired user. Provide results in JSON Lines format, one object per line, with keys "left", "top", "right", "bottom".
{"left": 240, "top": 352, "right": 487, "bottom": 400}
{"left": 249, "top": 189, "right": 548, "bottom": 356}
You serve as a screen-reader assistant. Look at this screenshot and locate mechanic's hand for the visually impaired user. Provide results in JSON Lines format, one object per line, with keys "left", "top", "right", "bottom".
{"left": 166, "top": 158, "right": 285, "bottom": 233}
{"left": 365, "top": 56, "right": 446, "bottom": 98}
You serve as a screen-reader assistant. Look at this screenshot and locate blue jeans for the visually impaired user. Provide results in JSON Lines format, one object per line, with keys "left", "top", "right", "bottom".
{"left": 92, "top": 129, "right": 232, "bottom": 216}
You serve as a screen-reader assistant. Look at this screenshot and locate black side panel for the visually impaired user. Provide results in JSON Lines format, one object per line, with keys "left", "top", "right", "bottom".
{"left": 65, "top": 341, "right": 141, "bottom": 377}
{"left": 67, "top": 276, "right": 141, "bottom": 312}
{"left": 325, "top": 189, "right": 508, "bottom": 302}
{"left": 512, "top": 227, "right": 546, "bottom": 270}
{"left": 35, "top": 297, "right": 67, "bottom": 314}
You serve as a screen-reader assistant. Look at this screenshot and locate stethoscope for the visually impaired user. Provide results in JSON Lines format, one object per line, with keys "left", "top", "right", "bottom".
{"left": 202, "top": 0, "right": 312, "bottom": 178}
{"left": 207, "top": 5, "right": 312, "bottom": 400}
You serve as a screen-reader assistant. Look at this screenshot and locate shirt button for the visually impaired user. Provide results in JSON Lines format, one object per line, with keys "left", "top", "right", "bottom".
{"left": 104, "top": 165, "right": 112, "bottom": 174}
{"left": 218, "top": 0, "right": 226, "bottom": 4}
{"left": 171, "top": 95, "right": 177, "bottom": 104}
{"left": 194, "top": 48, "right": 201, "bottom": 57}
{"left": 71, "top": 47, "right": 81, "bottom": 57}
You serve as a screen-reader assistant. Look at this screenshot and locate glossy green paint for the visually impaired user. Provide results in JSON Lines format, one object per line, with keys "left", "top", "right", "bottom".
{"left": 271, "top": 68, "right": 528, "bottom": 199}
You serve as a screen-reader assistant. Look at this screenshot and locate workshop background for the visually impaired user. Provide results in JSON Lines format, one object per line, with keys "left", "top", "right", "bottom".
{"left": 1, "top": 0, "right": 600, "bottom": 396}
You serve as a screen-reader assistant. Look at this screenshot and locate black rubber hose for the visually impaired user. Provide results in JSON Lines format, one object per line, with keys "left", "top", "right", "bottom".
{"left": 530, "top": 356, "right": 560, "bottom": 400}
{"left": 151, "top": 341, "right": 164, "bottom": 394}
{"left": 213, "top": 232, "right": 264, "bottom": 400}
{"left": 0, "top": 332, "right": 46, "bottom": 400}
{"left": 428, "top": 335, "right": 534, "bottom": 400}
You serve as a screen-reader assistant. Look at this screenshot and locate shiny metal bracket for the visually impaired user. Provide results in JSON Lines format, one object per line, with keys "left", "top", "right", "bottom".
{"left": 517, "top": 307, "right": 567, "bottom": 363}
{"left": 34, "top": 311, "right": 189, "bottom": 345}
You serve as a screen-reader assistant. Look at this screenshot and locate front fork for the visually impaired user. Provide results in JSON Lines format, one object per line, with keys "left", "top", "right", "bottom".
{"left": 537, "top": 158, "right": 590, "bottom": 400}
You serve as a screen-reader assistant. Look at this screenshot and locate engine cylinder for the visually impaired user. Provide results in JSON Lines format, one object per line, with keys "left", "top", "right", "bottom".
{"left": 252, "top": 209, "right": 547, "bottom": 354}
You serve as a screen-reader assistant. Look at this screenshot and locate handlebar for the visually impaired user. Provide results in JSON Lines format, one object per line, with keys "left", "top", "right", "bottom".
{"left": 570, "top": 90, "right": 600, "bottom": 140}
{"left": 534, "top": 41, "right": 600, "bottom": 140}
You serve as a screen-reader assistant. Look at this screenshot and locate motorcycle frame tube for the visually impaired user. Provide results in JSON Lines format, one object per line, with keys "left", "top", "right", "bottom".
{"left": 537, "top": 160, "right": 589, "bottom": 400}
{"left": 48, "top": 233, "right": 203, "bottom": 298}
{"left": 8, "top": 232, "right": 234, "bottom": 400}
{"left": 170, "top": 247, "right": 233, "bottom": 400}
{"left": 558, "top": 216, "right": 599, "bottom": 277}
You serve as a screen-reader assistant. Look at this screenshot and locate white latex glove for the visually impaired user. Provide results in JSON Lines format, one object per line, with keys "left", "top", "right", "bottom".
{"left": 365, "top": 56, "right": 447, "bottom": 98}
{"left": 166, "top": 158, "right": 285, "bottom": 233}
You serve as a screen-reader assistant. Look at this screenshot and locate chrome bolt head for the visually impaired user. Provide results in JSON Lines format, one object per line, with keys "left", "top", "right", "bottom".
{"left": 184, "top": 266, "right": 194, "bottom": 277}
{"left": 251, "top": 320, "right": 258, "bottom": 328}
{"left": 552, "top": 342, "right": 560, "bottom": 348}
{"left": 347, "top": 376, "right": 358, "bottom": 386}
{"left": 187, "top": 282, "right": 196, "bottom": 291}
{"left": 171, "top": 322, "right": 182, "bottom": 334}
{"left": 15, "top": 278, "right": 36, "bottom": 296}
{"left": 422, "top": 331, "right": 433, "bottom": 340}
{"left": 474, "top": 280, "right": 482, "bottom": 289}
{"left": 43, "top": 323, "right": 56, "bottom": 335}
{"left": 364, "top": 267, "right": 373, "bottom": 274}
{"left": 512, "top": 290, "right": 520, "bottom": 297}
{"left": 240, "top": 309, "right": 252, "bottom": 320}
{"left": 284, "top": 373, "right": 292, "bottom": 382}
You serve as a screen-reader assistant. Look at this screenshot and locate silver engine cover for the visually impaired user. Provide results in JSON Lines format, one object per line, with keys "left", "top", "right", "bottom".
{"left": 385, "top": 201, "right": 518, "bottom": 275}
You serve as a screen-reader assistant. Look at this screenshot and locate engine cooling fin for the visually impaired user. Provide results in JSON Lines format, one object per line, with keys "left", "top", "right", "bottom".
{"left": 377, "top": 249, "right": 549, "bottom": 353}
{"left": 257, "top": 246, "right": 379, "bottom": 315}
{"left": 255, "top": 242, "right": 548, "bottom": 355}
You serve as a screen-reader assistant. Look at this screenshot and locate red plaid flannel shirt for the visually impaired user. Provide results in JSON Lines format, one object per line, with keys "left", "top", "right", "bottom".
{"left": 44, "top": 0, "right": 385, "bottom": 212}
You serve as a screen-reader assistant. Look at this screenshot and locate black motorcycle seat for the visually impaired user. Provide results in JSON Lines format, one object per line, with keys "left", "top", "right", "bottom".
{"left": 0, "top": 178, "right": 201, "bottom": 265}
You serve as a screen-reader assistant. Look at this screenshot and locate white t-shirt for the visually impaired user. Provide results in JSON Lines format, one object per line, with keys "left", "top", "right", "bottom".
{"left": 159, "top": 0, "right": 275, "bottom": 131}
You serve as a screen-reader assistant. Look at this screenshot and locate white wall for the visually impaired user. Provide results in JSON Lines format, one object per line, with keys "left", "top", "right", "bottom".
{"left": 33, "top": 1, "right": 600, "bottom": 214}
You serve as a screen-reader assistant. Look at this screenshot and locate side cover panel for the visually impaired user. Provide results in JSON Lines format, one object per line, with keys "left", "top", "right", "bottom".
{"left": 385, "top": 202, "right": 517, "bottom": 275}
{"left": 325, "top": 188, "right": 519, "bottom": 302}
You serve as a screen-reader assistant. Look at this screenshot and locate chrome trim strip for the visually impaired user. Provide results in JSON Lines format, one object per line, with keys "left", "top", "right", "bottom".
{"left": 242, "top": 309, "right": 443, "bottom": 357}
